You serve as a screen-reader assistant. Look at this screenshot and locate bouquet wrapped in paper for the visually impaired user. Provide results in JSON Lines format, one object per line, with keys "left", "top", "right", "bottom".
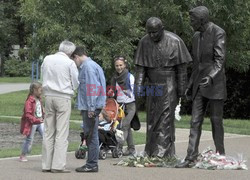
{"left": 194, "top": 147, "right": 248, "bottom": 170}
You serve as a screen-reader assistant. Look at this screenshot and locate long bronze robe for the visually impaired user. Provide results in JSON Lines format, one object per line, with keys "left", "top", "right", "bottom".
{"left": 135, "top": 31, "right": 192, "bottom": 157}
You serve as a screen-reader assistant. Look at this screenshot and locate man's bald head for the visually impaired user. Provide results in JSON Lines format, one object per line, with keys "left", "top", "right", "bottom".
{"left": 146, "top": 17, "right": 164, "bottom": 42}
{"left": 146, "top": 17, "right": 163, "bottom": 30}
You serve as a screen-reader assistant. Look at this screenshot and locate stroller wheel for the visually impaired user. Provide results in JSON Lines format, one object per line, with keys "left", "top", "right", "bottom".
{"left": 99, "top": 149, "right": 107, "bottom": 160}
{"left": 112, "top": 149, "right": 123, "bottom": 158}
{"left": 75, "top": 149, "right": 86, "bottom": 159}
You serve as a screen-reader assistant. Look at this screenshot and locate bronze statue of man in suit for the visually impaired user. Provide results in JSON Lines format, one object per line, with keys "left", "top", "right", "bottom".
{"left": 176, "top": 6, "right": 227, "bottom": 168}
{"left": 134, "top": 17, "right": 192, "bottom": 158}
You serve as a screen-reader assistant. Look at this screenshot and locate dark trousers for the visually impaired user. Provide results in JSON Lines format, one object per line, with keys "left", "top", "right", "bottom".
{"left": 185, "top": 90, "right": 225, "bottom": 161}
{"left": 81, "top": 109, "right": 101, "bottom": 168}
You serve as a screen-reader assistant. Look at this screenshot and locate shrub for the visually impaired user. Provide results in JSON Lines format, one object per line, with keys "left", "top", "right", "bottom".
{"left": 180, "top": 69, "right": 250, "bottom": 119}
{"left": 4, "top": 57, "right": 31, "bottom": 77}
{"left": 224, "top": 69, "right": 250, "bottom": 119}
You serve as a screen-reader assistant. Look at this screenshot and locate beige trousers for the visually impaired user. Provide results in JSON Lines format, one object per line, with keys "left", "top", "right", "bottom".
{"left": 42, "top": 96, "right": 71, "bottom": 170}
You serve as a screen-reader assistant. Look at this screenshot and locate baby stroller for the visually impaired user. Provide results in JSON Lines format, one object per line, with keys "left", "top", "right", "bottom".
{"left": 75, "top": 98, "right": 124, "bottom": 160}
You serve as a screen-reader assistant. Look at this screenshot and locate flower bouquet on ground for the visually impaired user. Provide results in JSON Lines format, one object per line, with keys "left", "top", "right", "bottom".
{"left": 115, "top": 152, "right": 181, "bottom": 168}
{"left": 194, "top": 147, "right": 248, "bottom": 170}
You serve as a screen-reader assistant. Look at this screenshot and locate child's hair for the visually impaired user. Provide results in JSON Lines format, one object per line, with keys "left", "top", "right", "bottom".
{"left": 101, "top": 109, "right": 111, "bottom": 122}
{"left": 28, "top": 81, "right": 42, "bottom": 97}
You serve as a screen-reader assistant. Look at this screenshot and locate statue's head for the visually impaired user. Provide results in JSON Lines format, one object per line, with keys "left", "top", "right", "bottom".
{"left": 146, "top": 17, "right": 164, "bottom": 42}
{"left": 189, "top": 6, "right": 209, "bottom": 32}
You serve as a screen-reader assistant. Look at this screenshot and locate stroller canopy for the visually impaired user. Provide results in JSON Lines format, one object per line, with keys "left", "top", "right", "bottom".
{"left": 104, "top": 98, "right": 119, "bottom": 121}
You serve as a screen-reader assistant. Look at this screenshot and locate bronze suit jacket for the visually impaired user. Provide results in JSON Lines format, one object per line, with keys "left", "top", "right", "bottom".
{"left": 189, "top": 22, "right": 227, "bottom": 100}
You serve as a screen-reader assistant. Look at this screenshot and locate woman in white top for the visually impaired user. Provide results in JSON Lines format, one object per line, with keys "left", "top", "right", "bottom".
{"left": 110, "top": 56, "right": 136, "bottom": 156}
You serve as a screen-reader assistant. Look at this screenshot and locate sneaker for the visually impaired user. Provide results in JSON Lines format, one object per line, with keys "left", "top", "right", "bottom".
{"left": 75, "top": 165, "right": 98, "bottom": 173}
{"left": 19, "top": 155, "right": 28, "bottom": 162}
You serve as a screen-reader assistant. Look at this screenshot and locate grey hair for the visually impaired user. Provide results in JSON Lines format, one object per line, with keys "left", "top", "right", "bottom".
{"left": 59, "top": 40, "right": 76, "bottom": 56}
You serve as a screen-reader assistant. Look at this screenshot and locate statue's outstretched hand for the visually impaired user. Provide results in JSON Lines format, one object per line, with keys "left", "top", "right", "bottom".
{"left": 199, "top": 76, "right": 212, "bottom": 88}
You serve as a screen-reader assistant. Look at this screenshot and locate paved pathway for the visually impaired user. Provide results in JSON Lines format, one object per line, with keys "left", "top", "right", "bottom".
{"left": 0, "top": 135, "right": 249, "bottom": 180}
{"left": 0, "top": 83, "right": 30, "bottom": 94}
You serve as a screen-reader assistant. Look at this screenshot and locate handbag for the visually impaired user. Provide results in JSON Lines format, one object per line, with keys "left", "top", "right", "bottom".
{"left": 130, "top": 111, "right": 140, "bottom": 131}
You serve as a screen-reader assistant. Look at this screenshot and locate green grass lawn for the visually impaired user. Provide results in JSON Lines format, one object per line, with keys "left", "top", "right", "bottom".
{"left": 0, "top": 77, "right": 31, "bottom": 83}
{"left": 0, "top": 90, "right": 82, "bottom": 120}
{"left": 1, "top": 90, "right": 250, "bottom": 135}
{"left": 0, "top": 90, "right": 249, "bottom": 158}
{"left": 175, "top": 115, "right": 250, "bottom": 135}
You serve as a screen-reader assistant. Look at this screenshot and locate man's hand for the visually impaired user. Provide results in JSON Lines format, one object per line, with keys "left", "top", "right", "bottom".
{"left": 199, "top": 76, "right": 212, "bottom": 88}
{"left": 88, "top": 111, "right": 96, "bottom": 118}
{"left": 184, "top": 88, "right": 192, "bottom": 101}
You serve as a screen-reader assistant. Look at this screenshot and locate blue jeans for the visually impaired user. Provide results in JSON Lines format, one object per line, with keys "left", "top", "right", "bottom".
{"left": 81, "top": 109, "right": 101, "bottom": 168}
{"left": 21, "top": 123, "right": 44, "bottom": 155}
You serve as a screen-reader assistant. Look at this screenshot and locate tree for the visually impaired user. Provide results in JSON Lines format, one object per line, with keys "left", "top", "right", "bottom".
{"left": 0, "top": 0, "right": 28, "bottom": 76}
{"left": 19, "top": 0, "right": 143, "bottom": 79}
{"left": 0, "top": 0, "right": 17, "bottom": 75}
{"left": 19, "top": 0, "right": 250, "bottom": 73}
{"left": 18, "top": 0, "right": 250, "bottom": 118}
{"left": 137, "top": 0, "right": 250, "bottom": 72}
{"left": 194, "top": 0, "right": 250, "bottom": 72}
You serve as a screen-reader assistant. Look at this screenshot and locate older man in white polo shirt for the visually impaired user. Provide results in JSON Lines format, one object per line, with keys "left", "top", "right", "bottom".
{"left": 41, "top": 40, "right": 79, "bottom": 173}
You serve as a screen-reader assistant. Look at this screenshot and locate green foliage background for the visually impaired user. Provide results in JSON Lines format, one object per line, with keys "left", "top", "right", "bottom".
{"left": 4, "top": 57, "right": 31, "bottom": 77}
{"left": 18, "top": 0, "right": 250, "bottom": 73}
{"left": 1, "top": 0, "right": 249, "bottom": 118}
